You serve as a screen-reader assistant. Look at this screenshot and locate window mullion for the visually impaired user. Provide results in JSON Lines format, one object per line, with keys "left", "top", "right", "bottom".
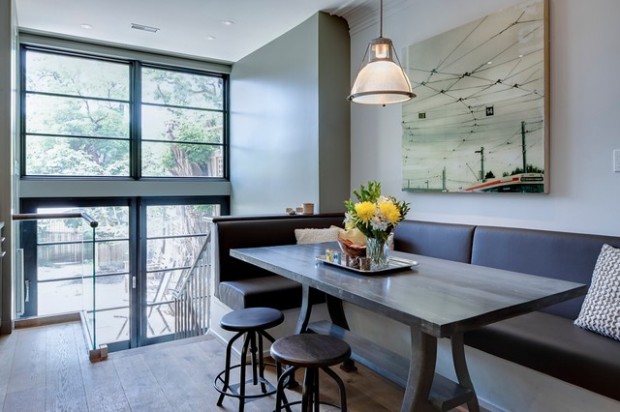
{"left": 19, "top": 46, "right": 28, "bottom": 177}
{"left": 131, "top": 61, "right": 142, "bottom": 180}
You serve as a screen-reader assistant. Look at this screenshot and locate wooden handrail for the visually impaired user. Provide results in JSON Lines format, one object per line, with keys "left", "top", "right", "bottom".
{"left": 12, "top": 212, "right": 99, "bottom": 228}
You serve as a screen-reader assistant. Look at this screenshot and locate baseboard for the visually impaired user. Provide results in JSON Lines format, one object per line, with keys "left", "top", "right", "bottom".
{"left": 15, "top": 312, "right": 80, "bottom": 328}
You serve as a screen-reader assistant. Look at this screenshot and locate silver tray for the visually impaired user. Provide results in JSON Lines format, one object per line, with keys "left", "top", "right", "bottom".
{"left": 316, "top": 255, "right": 418, "bottom": 274}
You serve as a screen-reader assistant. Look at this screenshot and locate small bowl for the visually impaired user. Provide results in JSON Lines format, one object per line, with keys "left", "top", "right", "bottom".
{"left": 337, "top": 235, "right": 366, "bottom": 258}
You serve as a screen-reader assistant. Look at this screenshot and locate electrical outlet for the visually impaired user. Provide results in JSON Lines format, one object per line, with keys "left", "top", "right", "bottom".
{"left": 615, "top": 149, "right": 620, "bottom": 173}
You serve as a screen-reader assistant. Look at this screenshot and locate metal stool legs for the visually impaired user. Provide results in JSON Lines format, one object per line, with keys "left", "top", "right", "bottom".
{"left": 215, "top": 329, "right": 277, "bottom": 412}
{"left": 322, "top": 365, "right": 347, "bottom": 411}
{"left": 274, "top": 364, "right": 347, "bottom": 411}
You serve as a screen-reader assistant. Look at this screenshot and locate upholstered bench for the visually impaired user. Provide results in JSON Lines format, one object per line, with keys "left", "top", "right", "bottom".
{"left": 463, "top": 226, "right": 620, "bottom": 401}
{"left": 211, "top": 215, "right": 620, "bottom": 402}
{"left": 212, "top": 214, "right": 344, "bottom": 310}
{"left": 392, "top": 221, "right": 620, "bottom": 401}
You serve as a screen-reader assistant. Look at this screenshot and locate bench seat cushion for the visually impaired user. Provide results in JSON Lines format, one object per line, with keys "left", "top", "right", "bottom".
{"left": 219, "top": 275, "right": 324, "bottom": 311}
{"left": 465, "top": 311, "right": 620, "bottom": 401}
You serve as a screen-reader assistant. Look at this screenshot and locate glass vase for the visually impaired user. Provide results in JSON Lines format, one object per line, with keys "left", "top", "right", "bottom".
{"left": 366, "top": 237, "right": 388, "bottom": 270}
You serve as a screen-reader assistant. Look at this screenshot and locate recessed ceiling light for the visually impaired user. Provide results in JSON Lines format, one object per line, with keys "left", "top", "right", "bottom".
{"left": 80, "top": 24, "right": 92, "bottom": 29}
{"left": 221, "top": 20, "right": 235, "bottom": 26}
{"left": 131, "top": 23, "right": 160, "bottom": 33}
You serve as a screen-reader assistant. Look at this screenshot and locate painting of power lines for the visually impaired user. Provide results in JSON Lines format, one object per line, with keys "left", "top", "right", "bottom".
{"left": 402, "top": 0, "right": 548, "bottom": 193}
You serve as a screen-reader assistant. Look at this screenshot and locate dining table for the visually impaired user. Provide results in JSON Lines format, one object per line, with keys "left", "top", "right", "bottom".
{"left": 230, "top": 242, "right": 588, "bottom": 412}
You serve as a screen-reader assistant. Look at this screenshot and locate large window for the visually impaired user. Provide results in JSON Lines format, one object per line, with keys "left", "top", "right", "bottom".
{"left": 141, "top": 68, "right": 224, "bottom": 177}
{"left": 22, "top": 47, "right": 227, "bottom": 178}
{"left": 20, "top": 43, "right": 229, "bottom": 350}
{"left": 24, "top": 52, "right": 131, "bottom": 176}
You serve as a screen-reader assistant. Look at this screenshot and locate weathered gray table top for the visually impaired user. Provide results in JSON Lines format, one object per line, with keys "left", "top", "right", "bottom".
{"left": 231, "top": 242, "right": 588, "bottom": 338}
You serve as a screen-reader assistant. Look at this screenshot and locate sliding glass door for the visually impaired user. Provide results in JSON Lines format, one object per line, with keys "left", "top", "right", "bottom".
{"left": 139, "top": 199, "right": 216, "bottom": 345}
{"left": 20, "top": 196, "right": 225, "bottom": 351}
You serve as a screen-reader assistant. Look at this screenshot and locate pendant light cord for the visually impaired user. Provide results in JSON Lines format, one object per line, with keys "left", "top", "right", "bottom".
{"left": 379, "top": 0, "right": 384, "bottom": 37}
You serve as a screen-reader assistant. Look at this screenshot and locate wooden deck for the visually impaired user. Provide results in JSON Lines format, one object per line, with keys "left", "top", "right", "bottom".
{"left": 0, "top": 322, "right": 413, "bottom": 411}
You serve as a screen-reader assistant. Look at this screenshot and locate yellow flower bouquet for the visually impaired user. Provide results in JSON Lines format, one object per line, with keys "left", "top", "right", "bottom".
{"left": 344, "top": 181, "right": 410, "bottom": 241}
{"left": 343, "top": 181, "right": 410, "bottom": 269}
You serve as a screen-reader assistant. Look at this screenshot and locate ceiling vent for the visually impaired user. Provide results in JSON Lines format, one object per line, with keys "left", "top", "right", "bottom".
{"left": 131, "top": 23, "right": 160, "bottom": 33}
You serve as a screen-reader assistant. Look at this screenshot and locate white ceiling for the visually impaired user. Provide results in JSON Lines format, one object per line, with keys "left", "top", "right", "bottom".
{"left": 15, "top": 0, "right": 385, "bottom": 63}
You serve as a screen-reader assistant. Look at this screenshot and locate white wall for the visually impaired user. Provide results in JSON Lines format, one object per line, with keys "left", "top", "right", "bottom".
{"left": 347, "top": 1, "right": 620, "bottom": 409}
{"left": 350, "top": 0, "right": 620, "bottom": 237}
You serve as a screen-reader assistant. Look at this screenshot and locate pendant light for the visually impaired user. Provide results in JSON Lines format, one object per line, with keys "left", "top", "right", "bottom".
{"left": 348, "top": 0, "right": 415, "bottom": 105}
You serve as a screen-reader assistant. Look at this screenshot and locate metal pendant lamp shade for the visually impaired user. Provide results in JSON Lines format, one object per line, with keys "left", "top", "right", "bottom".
{"left": 348, "top": 0, "right": 415, "bottom": 105}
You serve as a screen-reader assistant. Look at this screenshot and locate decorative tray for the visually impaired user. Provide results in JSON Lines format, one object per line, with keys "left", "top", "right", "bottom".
{"left": 316, "top": 255, "right": 418, "bottom": 274}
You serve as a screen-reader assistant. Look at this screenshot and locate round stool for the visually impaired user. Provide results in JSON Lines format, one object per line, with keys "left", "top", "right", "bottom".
{"left": 214, "top": 307, "right": 285, "bottom": 412}
{"left": 271, "top": 334, "right": 351, "bottom": 411}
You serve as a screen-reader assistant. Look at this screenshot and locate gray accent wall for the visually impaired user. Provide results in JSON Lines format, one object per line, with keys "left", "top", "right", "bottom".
{"left": 230, "top": 12, "right": 350, "bottom": 215}
{"left": 318, "top": 14, "right": 351, "bottom": 213}
{"left": 0, "top": 0, "right": 18, "bottom": 333}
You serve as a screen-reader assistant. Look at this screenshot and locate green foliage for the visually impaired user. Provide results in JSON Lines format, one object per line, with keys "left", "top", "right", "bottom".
{"left": 25, "top": 51, "right": 223, "bottom": 177}
{"left": 352, "top": 181, "right": 382, "bottom": 203}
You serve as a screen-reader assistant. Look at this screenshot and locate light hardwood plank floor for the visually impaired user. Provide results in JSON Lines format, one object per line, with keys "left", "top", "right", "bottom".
{"left": 0, "top": 322, "right": 474, "bottom": 412}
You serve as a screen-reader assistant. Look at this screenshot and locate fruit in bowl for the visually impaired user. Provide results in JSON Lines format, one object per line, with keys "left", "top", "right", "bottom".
{"left": 337, "top": 228, "right": 367, "bottom": 258}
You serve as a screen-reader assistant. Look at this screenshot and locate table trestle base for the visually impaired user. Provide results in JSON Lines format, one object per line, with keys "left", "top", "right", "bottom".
{"left": 308, "top": 320, "right": 476, "bottom": 411}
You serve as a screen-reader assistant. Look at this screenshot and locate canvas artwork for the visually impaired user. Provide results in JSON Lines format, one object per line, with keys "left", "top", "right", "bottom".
{"left": 401, "top": 0, "right": 548, "bottom": 193}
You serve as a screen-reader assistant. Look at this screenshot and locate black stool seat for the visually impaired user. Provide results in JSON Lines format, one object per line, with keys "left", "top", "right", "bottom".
{"left": 215, "top": 307, "right": 285, "bottom": 412}
{"left": 271, "top": 334, "right": 351, "bottom": 411}
{"left": 270, "top": 334, "right": 351, "bottom": 367}
{"left": 220, "top": 307, "right": 284, "bottom": 331}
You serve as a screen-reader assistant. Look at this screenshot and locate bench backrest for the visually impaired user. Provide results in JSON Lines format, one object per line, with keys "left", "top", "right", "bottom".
{"left": 211, "top": 215, "right": 620, "bottom": 320}
{"left": 393, "top": 220, "right": 476, "bottom": 263}
{"left": 212, "top": 214, "right": 344, "bottom": 286}
{"left": 471, "top": 226, "right": 620, "bottom": 319}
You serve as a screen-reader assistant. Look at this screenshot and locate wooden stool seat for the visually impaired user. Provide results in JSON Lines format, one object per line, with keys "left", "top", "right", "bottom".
{"left": 270, "top": 333, "right": 351, "bottom": 367}
{"left": 220, "top": 307, "right": 285, "bottom": 331}
{"left": 215, "top": 307, "right": 285, "bottom": 412}
{"left": 271, "top": 334, "right": 351, "bottom": 411}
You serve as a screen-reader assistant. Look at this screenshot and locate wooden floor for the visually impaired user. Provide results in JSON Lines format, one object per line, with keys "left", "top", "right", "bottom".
{"left": 0, "top": 322, "right": 411, "bottom": 411}
{"left": 0, "top": 322, "right": 479, "bottom": 411}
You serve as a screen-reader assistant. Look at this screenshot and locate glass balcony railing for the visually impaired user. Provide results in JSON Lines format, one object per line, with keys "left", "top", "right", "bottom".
{"left": 14, "top": 206, "right": 212, "bottom": 359}
{"left": 13, "top": 212, "right": 104, "bottom": 358}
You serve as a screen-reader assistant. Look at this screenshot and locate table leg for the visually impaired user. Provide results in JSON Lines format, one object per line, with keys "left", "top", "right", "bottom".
{"left": 326, "top": 294, "right": 349, "bottom": 329}
{"left": 451, "top": 333, "right": 480, "bottom": 412}
{"left": 325, "top": 294, "right": 357, "bottom": 372}
{"left": 295, "top": 284, "right": 313, "bottom": 334}
{"left": 401, "top": 327, "right": 437, "bottom": 412}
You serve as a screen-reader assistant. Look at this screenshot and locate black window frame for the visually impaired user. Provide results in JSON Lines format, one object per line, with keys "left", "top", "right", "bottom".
{"left": 20, "top": 45, "right": 230, "bottom": 181}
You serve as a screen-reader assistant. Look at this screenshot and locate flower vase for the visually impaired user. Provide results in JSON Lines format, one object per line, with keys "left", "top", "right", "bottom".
{"left": 366, "top": 237, "right": 388, "bottom": 270}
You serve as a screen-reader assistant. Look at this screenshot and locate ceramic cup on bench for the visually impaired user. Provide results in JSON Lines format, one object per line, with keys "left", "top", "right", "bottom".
{"left": 302, "top": 203, "right": 314, "bottom": 215}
